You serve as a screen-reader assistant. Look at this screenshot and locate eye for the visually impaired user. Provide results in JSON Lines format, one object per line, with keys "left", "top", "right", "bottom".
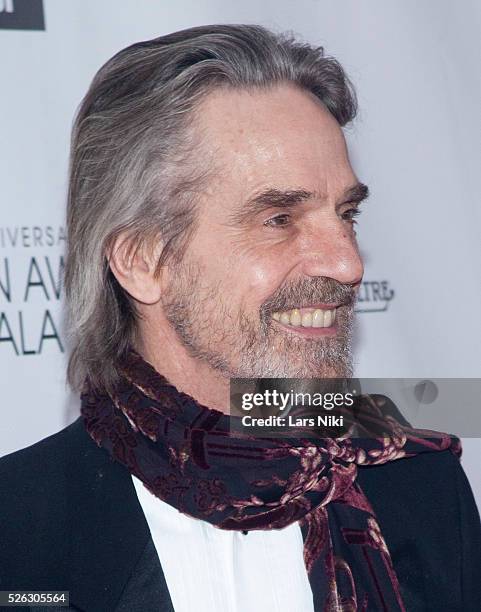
{"left": 341, "top": 207, "right": 362, "bottom": 224}
{"left": 264, "top": 213, "right": 292, "bottom": 228}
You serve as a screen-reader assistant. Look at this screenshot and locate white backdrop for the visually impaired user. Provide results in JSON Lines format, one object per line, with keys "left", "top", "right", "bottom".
{"left": 1, "top": 0, "right": 480, "bottom": 502}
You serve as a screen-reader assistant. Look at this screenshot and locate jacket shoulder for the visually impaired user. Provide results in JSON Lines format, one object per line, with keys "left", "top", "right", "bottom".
{"left": 0, "top": 418, "right": 89, "bottom": 550}
{"left": 0, "top": 418, "right": 83, "bottom": 493}
{"left": 358, "top": 448, "right": 481, "bottom": 609}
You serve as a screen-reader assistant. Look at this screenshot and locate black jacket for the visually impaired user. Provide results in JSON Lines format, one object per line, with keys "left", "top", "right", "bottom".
{"left": 1, "top": 416, "right": 480, "bottom": 611}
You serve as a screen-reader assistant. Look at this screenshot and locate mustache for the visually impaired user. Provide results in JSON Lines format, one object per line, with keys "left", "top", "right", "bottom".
{"left": 261, "top": 277, "right": 358, "bottom": 314}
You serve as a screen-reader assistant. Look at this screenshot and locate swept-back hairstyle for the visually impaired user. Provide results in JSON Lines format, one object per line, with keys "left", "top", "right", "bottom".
{"left": 64, "top": 23, "right": 358, "bottom": 393}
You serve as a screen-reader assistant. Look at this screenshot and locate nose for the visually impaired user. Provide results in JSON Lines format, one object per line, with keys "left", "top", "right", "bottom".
{"left": 297, "top": 218, "right": 364, "bottom": 286}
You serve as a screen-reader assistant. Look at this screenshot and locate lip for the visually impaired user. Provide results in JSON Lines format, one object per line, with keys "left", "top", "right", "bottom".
{"left": 271, "top": 318, "right": 338, "bottom": 337}
{"left": 279, "top": 303, "right": 341, "bottom": 312}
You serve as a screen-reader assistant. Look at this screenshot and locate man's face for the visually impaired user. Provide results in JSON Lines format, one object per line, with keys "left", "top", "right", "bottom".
{"left": 161, "top": 84, "right": 365, "bottom": 378}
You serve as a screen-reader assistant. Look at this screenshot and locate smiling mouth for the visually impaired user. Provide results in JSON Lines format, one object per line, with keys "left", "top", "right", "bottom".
{"left": 271, "top": 305, "right": 338, "bottom": 329}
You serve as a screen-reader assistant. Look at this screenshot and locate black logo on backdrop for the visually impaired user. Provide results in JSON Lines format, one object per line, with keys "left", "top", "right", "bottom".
{"left": 0, "top": 0, "right": 45, "bottom": 31}
{"left": 355, "top": 280, "right": 395, "bottom": 313}
{"left": 0, "top": 225, "right": 65, "bottom": 356}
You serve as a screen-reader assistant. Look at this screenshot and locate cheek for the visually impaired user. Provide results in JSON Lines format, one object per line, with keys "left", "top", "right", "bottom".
{"left": 241, "top": 254, "right": 289, "bottom": 310}
{"left": 248, "top": 261, "right": 280, "bottom": 289}
{"left": 191, "top": 230, "right": 292, "bottom": 311}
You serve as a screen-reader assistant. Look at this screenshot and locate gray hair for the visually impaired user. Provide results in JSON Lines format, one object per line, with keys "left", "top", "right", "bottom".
{"left": 64, "top": 23, "right": 358, "bottom": 393}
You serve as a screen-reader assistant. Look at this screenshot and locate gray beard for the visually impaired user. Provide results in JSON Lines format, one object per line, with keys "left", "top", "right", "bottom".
{"left": 161, "top": 261, "right": 356, "bottom": 380}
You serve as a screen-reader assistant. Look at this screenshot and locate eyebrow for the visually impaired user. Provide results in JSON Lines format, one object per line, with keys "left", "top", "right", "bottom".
{"left": 228, "top": 182, "right": 370, "bottom": 226}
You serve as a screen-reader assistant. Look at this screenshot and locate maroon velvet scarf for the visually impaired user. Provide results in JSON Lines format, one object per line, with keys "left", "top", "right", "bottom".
{"left": 80, "top": 349, "right": 461, "bottom": 611}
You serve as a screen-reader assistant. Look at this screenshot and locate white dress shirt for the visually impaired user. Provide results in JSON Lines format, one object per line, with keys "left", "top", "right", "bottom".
{"left": 132, "top": 475, "right": 315, "bottom": 612}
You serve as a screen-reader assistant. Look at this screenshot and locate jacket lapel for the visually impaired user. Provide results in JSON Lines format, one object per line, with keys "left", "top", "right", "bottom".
{"left": 66, "top": 417, "right": 173, "bottom": 611}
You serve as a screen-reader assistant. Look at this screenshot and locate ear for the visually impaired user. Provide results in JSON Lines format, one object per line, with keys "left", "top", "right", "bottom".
{"left": 107, "top": 232, "right": 163, "bottom": 305}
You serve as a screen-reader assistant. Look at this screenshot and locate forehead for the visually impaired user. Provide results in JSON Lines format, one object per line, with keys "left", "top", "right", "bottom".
{"left": 195, "top": 83, "right": 356, "bottom": 197}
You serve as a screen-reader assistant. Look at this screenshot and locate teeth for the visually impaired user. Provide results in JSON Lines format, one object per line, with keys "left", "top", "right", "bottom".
{"left": 280, "top": 312, "right": 290, "bottom": 325}
{"left": 301, "top": 312, "right": 312, "bottom": 327}
{"left": 290, "top": 309, "right": 301, "bottom": 326}
{"left": 312, "top": 309, "right": 325, "bottom": 328}
{"left": 324, "top": 310, "right": 332, "bottom": 327}
{"left": 271, "top": 307, "right": 337, "bottom": 329}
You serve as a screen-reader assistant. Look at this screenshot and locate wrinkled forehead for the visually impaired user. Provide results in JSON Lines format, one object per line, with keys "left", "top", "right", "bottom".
{"left": 194, "top": 83, "right": 356, "bottom": 197}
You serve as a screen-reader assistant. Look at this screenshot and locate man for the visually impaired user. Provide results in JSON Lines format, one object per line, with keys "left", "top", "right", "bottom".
{"left": 1, "top": 24, "right": 480, "bottom": 612}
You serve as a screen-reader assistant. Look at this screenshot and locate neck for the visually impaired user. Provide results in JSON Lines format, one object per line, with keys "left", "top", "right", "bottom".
{"left": 136, "top": 320, "right": 231, "bottom": 414}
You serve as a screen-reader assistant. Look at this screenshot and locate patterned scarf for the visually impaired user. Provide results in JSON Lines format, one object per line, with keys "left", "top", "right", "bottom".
{"left": 80, "top": 349, "right": 461, "bottom": 611}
